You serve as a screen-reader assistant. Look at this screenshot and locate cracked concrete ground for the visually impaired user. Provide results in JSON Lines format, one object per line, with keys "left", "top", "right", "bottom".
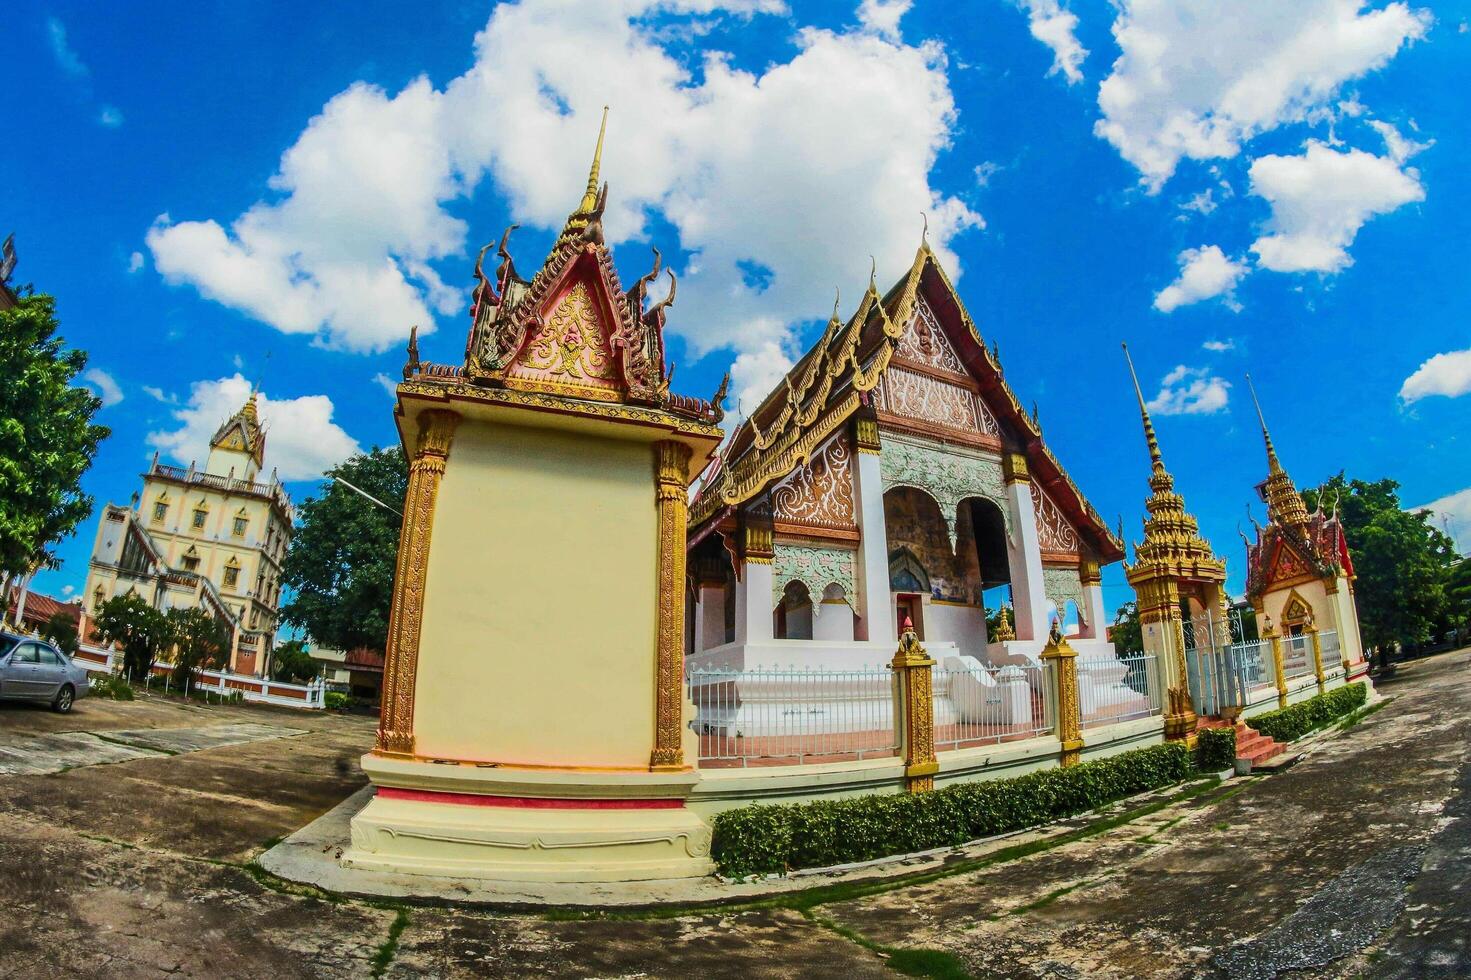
{"left": 0, "top": 651, "right": 1467, "bottom": 978}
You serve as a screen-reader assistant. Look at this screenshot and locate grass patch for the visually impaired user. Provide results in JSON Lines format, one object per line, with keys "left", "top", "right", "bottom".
{"left": 1338, "top": 698, "right": 1391, "bottom": 731}
{"left": 371, "top": 909, "right": 411, "bottom": 978}
{"left": 1214, "top": 822, "right": 1230, "bottom": 831}
{"left": 805, "top": 911, "right": 972, "bottom": 980}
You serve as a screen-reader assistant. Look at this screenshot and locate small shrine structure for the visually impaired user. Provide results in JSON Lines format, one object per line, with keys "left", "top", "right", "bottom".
{"left": 1242, "top": 377, "right": 1366, "bottom": 670}
{"left": 345, "top": 114, "right": 724, "bottom": 882}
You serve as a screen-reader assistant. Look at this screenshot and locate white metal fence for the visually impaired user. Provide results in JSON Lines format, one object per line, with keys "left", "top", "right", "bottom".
{"left": 1077, "top": 653, "right": 1163, "bottom": 729}
{"left": 686, "top": 666, "right": 899, "bottom": 767}
{"left": 72, "top": 644, "right": 326, "bottom": 709}
{"left": 932, "top": 661, "right": 1050, "bottom": 751}
{"left": 1282, "top": 634, "right": 1315, "bottom": 679}
{"left": 1319, "top": 630, "right": 1341, "bottom": 668}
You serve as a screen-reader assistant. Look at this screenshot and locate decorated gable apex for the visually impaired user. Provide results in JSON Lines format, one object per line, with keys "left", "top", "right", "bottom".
{"left": 209, "top": 391, "right": 265, "bottom": 468}
{"left": 406, "top": 110, "right": 722, "bottom": 424}
{"left": 690, "top": 241, "right": 1123, "bottom": 564}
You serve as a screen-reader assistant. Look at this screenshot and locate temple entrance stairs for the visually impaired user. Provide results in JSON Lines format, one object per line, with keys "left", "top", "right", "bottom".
{"left": 1197, "top": 716, "right": 1286, "bottom": 766}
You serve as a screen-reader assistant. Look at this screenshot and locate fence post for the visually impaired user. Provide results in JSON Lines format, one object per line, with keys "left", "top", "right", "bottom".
{"left": 1308, "top": 624, "right": 1326, "bottom": 695}
{"left": 1265, "top": 622, "right": 1288, "bottom": 709}
{"left": 891, "top": 627, "right": 938, "bottom": 793}
{"left": 1040, "top": 623, "right": 1082, "bottom": 767}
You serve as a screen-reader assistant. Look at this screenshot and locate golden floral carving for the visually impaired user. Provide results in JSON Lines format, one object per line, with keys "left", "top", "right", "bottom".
{"left": 1040, "top": 626, "right": 1083, "bottom": 767}
{"left": 891, "top": 628, "right": 938, "bottom": 793}
{"left": 377, "top": 410, "right": 460, "bottom": 756}
{"left": 1032, "top": 482, "right": 1081, "bottom": 555}
{"left": 770, "top": 433, "right": 854, "bottom": 529}
{"left": 651, "top": 440, "right": 693, "bottom": 770}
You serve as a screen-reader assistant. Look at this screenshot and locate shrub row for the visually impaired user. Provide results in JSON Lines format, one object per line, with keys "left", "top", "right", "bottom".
{"left": 1194, "top": 727, "right": 1236, "bottom": 772}
{"left": 325, "top": 691, "right": 352, "bottom": 710}
{"left": 88, "top": 674, "right": 134, "bottom": 701}
{"left": 710, "top": 742, "right": 1194, "bottom": 878}
{"left": 1249, "top": 682, "right": 1367, "bottom": 743}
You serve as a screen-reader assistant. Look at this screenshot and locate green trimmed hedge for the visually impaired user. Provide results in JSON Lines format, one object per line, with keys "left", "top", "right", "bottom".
{"left": 1195, "top": 727, "right": 1236, "bottom": 771}
{"left": 710, "top": 742, "right": 1193, "bottom": 878}
{"left": 1249, "top": 682, "right": 1367, "bottom": 743}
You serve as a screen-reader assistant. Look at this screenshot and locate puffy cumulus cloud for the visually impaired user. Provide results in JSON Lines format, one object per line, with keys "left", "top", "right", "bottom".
{"left": 1248, "top": 141, "right": 1423, "bottom": 274}
{"left": 1095, "top": 0, "right": 1430, "bottom": 189}
{"left": 1016, "top": 1, "right": 1087, "bottom": 84}
{"left": 148, "top": 0, "right": 978, "bottom": 394}
{"left": 1145, "top": 365, "right": 1231, "bottom": 415}
{"left": 1415, "top": 486, "right": 1471, "bottom": 555}
{"left": 857, "top": 0, "right": 912, "bottom": 40}
{"left": 1153, "top": 245, "right": 1248, "bottom": 313}
{"left": 1399, "top": 348, "right": 1471, "bottom": 404}
{"left": 82, "top": 368, "right": 124, "bottom": 407}
{"left": 1368, "top": 118, "right": 1433, "bottom": 164}
{"left": 147, "top": 374, "right": 361, "bottom": 482}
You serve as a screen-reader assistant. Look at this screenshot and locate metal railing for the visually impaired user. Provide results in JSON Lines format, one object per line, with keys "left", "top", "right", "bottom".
{"left": 686, "top": 666, "right": 899, "bottom": 767}
{"left": 1077, "top": 653, "right": 1163, "bottom": 729}
{"left": 1282, "top": 634, "right": 1315, "bottom": 679}
{"left": 1319, "top": 630, "right": 1341, "bottom": 669}
{"left": 932, "top": 661, "right": 1050, "bottom": 751}
{"left": 1187, "top": 639, "right": 1275, "bottom": 716}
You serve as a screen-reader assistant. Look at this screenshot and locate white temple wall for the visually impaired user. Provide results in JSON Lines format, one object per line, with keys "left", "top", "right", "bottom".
{"left": 1005, "top": 481, "right": 1050, "bottom": 641}
{"left": 697, "top": 583, "right": 727, "bottom": 652}
{"left": 734, "top": 561, "right": 774, "bottom": 644}
{"left": 923, "top": 600, "right": 989, "bottom": 660}
{"left": 813, "top": 600, "right": 857, "bottom": 641}
{"left": 852, "top": 447, "right": 893, "bottom": 642}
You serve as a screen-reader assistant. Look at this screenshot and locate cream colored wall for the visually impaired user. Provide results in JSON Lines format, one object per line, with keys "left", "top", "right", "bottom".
{"left": 412, "top": 420, "right": 659, "bottom": 769}
{"left": 1260, "top": 579, "right": 1333, "bottom": 634}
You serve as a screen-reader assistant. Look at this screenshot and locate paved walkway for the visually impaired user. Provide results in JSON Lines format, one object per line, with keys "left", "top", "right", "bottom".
{"left": 0, "top": 652, "right": 1466, "bottom": 978}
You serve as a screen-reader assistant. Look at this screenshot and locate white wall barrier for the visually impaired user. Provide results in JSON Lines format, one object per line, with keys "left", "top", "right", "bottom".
{"left": 72, "top": 644, "right": 326, "bottom": 710}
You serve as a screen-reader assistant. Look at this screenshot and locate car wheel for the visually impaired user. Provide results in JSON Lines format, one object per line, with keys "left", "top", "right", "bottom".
{"left": 53, "top": 684, "right": 74, "bottom": 714}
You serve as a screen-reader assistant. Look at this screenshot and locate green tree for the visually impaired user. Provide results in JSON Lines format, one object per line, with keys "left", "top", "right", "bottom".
{"left": 39, "top": 610, "right": 79, "bottom": 656}
{"left": 92, "top": 593, "right": 168, "bottom": 680}
{"left": 1303, "top": 475, "right": 1458, "bottom": 663}
{"left": 165, "top": 607, "right": 227, "bottom": 687}
{"left": 271, "top": 638, "right": 316, "bottom": 683}
{"left": 0, "top": 294, "right": 110, "bottom": 582}
{"left": 1110, "top": 601, "right": 1142, "bottom": 654}
{"left": 282, "top": 446, "right": 406, "bottom": 652}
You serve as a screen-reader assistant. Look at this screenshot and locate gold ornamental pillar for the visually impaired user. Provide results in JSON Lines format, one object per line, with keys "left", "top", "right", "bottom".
{"left": 377, "top": 409, "right": 460, "bottom": 756}
{"left": 891, "top": 628, "right": 938, "bottom": 793}
{"left": 1309, "top": 624, "right": 1326, "bottom": 694}
{"left": 1040, "top": 626, "right": 1083, "bottom": 767}
{"left": 651, "top": 440, "right": 694, "bottom": 772}
{"left": 1265, "top": 623, "right": 1288, "bottom": 709}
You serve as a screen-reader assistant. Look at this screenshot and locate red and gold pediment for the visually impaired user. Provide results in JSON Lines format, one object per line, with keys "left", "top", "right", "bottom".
{"left": 877, "top": 295, "right": 1002, "bottom": 442}
{"left": 504, "top": 269, "right": 623, "bottom": 401}
{"left": 1267, "top": 538, "right": 1312, "bottom": 584}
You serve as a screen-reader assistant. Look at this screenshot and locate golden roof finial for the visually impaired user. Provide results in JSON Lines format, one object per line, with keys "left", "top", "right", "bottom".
{"left": 1245, "top": 373, "right": 1310, "bottom": 531}
{"left": 1122, "top": 343, "right": 1164, "bottom": 475}
{"left": 578, "top": 106, "right": 609, "bottom": 215}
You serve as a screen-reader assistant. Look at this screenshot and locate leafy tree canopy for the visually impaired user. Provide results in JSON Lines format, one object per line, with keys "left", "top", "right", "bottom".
{"left": 165, "top": 606, "right": 227, "bottom": 683}
{"left": 40, "top": 610, "right": 79, "bottom": 656}
{"left": 92, "top": 593, "right": 168, "bottom": 680}
{"left": 271, "top": 638, "right": 316, "bottom": 683}
{"left": 1110, "top": 601, "right": 1142, "bottom": 654}
{"left": 0, "top": 294, "right": 109, "bottom": 578}
{"left": 1302, "top": 474, "right": 1463, "bottom": 651}
{"left": 281, "top": 446, "right": 406, "bottom": 653}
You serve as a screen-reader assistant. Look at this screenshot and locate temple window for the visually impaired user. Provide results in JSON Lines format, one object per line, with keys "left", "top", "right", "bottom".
{"left": 233, "top": 509, "right": 248, "bottom": 537}
{"left": 182, "top": 546, "right": 201, "bottom": 572}
{"left": 151, "top": 497, "right": 169, "bottom": 523}
{"left": 192, "top": 508, "right": 207, "bottom": 529}
{"left": 223, "top": 559, "right": 240, "bottom": 590}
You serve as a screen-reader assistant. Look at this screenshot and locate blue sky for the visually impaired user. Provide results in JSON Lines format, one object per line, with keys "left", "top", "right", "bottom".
{"left": 6, "top": 0, "right": 1470, "bottom": 616}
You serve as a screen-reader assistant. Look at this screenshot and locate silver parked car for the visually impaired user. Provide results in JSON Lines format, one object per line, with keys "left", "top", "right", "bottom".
{"left": 0, "top": 632, "right": 90, "bottom": 713}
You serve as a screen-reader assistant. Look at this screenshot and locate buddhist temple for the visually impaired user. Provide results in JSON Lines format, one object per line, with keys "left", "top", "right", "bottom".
{"left": 685, "top": 236, "right": 1132, "bottom": 693}
{"left": 82, "top": 389, "right": 294, "bottom": 676}
{"left": 1242, "top": 376, "right": 1367, "bottom": 670}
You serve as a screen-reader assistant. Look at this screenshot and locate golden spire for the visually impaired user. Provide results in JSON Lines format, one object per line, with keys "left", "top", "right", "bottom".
{"left": 1121, "top": 343, "right": 1225, "bottom": 586}
{"left": 578, "top": 105, "right": 609, "bottom": 215}
{"left": 1245, "top": 373, "right": 1310, "bottom": 532}
{"left": 1122, "top": 343, "right": 1165, "bottom": 477}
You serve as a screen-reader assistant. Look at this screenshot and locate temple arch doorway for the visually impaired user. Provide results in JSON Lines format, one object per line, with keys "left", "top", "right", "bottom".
{"left": 775, "top": 580, "right": 813, "bottom": 640}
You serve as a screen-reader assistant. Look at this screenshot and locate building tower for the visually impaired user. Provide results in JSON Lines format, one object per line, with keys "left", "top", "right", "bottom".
{"left": 82, "top": 388, "right": 294, "bottom": 677}
{"left": 1121, "top": 345, "right": 1229, "bottom": 739}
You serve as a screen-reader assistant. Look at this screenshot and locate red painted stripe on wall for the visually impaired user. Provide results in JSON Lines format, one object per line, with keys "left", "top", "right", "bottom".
{"left": 377, "top": 787, "right": 682, "bottom": 810}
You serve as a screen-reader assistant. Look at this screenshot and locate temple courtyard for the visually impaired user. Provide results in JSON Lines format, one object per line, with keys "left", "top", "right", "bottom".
{"left": 0, "top": 648, "right": 1464, "bottom": 978}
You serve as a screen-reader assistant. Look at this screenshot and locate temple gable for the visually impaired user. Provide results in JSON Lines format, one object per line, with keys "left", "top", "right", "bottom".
{"left": 769, "top": 432, "right": 855, "bottom": 530}
{"left": 505, "top": 277, "right": 622, "bottom": 400}
{"left": 1032, "top": 482, "right": 1080, "bottom": 557}
{"left": 878, "top": 297, "right": 1001, "bottom": 440}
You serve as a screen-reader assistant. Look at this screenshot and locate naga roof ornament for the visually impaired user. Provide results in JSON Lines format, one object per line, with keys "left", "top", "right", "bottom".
{"left": 1121, "top": 344, "right": 1226, "bottom": 586}
{"left": 403, "top": 108, "right": 722, "bottom": 425}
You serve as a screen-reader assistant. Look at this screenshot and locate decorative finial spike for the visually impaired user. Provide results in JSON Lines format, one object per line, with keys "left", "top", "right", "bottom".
{"left": 920, "top": 211, "right": 929, "bottom": 244}
{"left": 1122, "top": 342, "right": 1165, "bottom": 471}
{"left": 832, "top": 287, "right": 841, "bottom": 321}
{"left": 1244, "top": 372, "right": 1281, "bottom": 471}
{"left": 578, "top": 106, "right": 610, "bottom": 215}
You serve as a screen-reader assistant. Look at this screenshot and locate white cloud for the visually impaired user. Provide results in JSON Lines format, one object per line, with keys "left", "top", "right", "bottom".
{"left": 729, "top": 337, "right": 799, "bottom": 420}
{"left": 147, "top": 374, "right": 361, "bottom": 482}
{"left": 1095, "top": 0, "right": 1431, "bottom": 190}
{"left": 857, "top": 0, "right": 912, "bottom": 40}
{"left": 1016, "top": 1, "right": 1087, "bottom": 84}
{"left": 1202, "top": 338, "right": 1235, "bottom": 352}
{"left": 127, "top": 251, "right": 144, "bottom": 274}
{"left": 1415, "top": 486, "right": 1471, "bottom": 555}
{"left": 148, "top": 0, "right": 979, "bottom": 394}
{"left": 82, "top": 368, "right": 124, "bottom": 408}
{"left": 1153, "top": 245, "right": 1248, "bottom": 313}
{"left": 142, "top": 385, "right": 175, "bottom": 404}
{"left": 98, "top": 105, "right": 124, "bottom": 128}
{"left": 1178, "top": 188, "right": 1219, "bottom": 216}
{"left": 1248, "top": 141, "right": 1424, "bottom": 273}
{"left": 1368, "top": 118, "right": 1432, "bottom": 164}
{"left": 46, "top": 18, "right": 88, "bottom": 77}
{"left": 1399, "top": 348, "right": 1471, "bottom": 404}
{"left": 373, "top": 372, "right": 399, "bottom": 399}
{"left": 1145, "top": 365, "right": 1232, "bottom": 415}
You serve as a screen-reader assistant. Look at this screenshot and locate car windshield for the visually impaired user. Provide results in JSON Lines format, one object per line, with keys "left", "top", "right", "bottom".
{"left": 0, "top": 635, "right": 19, "bottom": 657}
